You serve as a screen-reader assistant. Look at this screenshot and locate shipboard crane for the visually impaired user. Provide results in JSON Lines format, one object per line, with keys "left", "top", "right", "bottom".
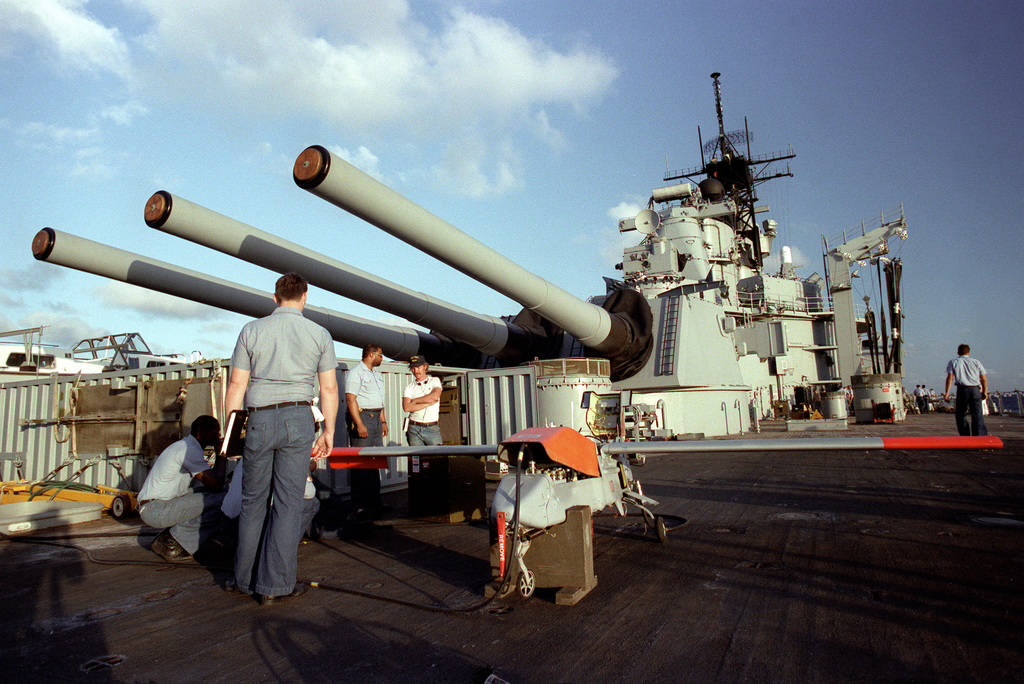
{"left": 823, "top": 207, "right": 908, "bottom": 384}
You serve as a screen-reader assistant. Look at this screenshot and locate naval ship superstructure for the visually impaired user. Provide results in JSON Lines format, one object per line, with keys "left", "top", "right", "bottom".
{"left": 611, "top": 73, "right": 907, "bottom": 433}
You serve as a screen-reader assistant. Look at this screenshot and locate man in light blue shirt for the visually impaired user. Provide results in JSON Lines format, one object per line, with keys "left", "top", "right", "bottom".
{"left": 942, "top": 343, "right": 988, "bottom": 436}
{"left": 345, "top": 343, "right": 388, "bottom": 518}
{"left": 225, "top": 273, "right": 338, "bottom": 604}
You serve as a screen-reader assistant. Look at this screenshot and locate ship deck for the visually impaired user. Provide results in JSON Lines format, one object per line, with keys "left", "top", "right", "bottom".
{"left": 2, "top": 412, "right": 1022, "bottom": 683}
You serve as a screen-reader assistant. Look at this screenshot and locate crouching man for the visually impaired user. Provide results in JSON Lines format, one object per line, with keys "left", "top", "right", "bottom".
{"left": 137, "top": 415, "right": 227, "bottom": 561}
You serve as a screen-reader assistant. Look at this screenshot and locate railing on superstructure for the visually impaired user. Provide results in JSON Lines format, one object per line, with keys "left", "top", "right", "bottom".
{"left": 990, "top": 391, "right": 1024, "bottom": 418}
{"left": 736, "top": 290, "right": 828, "bottom": 315}
{"left": 820, "top": 204, "right": 906, "bottom": 254}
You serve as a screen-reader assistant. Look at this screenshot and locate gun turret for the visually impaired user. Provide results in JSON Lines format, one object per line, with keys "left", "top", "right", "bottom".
{"left": 293, "top": 146, "right": 652, "bottom": 379}
{"left": 143, "top": 191, "right": 541, "bottom": 363}
{"left": 30, "top": 228, "right": 474, "bottom": 363}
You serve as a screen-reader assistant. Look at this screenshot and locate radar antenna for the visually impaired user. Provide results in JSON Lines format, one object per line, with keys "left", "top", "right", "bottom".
{"left": 663, "top": 73, "right": 796, "bottom": 269}
{"left": 703, "top": 72, "right": 750, "bottom": 159}
{"left": 712, "top": 72, "right": 726, "bottom": 143}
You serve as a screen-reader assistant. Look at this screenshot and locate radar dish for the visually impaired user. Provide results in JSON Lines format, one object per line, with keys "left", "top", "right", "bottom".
{"left": 635, "top": 209, "right": 660, "bottom": 235}
{"left": 703, "top": 130, "right": 751, "bottom": 158}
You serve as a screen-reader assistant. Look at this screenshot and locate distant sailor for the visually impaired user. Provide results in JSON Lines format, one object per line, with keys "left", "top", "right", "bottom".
{"left": 137, "top": 415, "right": 226, "bottom": 562}
{"left": 402, "top": 355, "right": 443, "bottom": 446}
{"left": 942, "top": 344, "right": 988, "bottom": 436}
{"left": 224, "top": 272, "right": 338, "bottom": 604}
{"left": 921, "top": 385, "right": 931, "bottom": 413}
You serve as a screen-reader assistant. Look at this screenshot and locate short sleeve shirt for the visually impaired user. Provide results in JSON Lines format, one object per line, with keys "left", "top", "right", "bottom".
{"left": 404, "top": 376, "right": 442, "bottom": 422}
{"left": 138, "top": 435, "right": 209, "bottom": 502}
{"left": 346, "top": 362, "right": 385, "bottom": 409}
{"left": 946, "top": 355, "right": 986, "bottom": 387}
{"left": 230, "top": 306, "right": 337, "bottom": 408}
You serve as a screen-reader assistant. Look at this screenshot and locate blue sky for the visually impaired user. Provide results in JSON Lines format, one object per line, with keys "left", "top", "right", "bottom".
{"left": 1, "top": 0, "right": 1021, "bottom": 392}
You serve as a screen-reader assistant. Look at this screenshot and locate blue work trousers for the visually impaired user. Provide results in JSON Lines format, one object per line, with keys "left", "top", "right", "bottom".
{"left": 406, "top": 422, "right": 442, "bottom": 446}
{"left": 140, "top": 489, "right": 225, "bottom": 555}
{"left": 234, "top": 405, "right": 315, "bottom": 597}
{"left": 348, "top": 410, "right": 383, "bottom": 512}
{"left": 955, "top": 385, "right": 988, "bottom": 436}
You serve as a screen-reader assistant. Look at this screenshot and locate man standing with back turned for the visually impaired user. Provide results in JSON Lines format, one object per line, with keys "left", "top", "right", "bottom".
{"left": 225, "top": 273, "right": 338, "bottom": 604}
{"left": 942, "top": 343, "right": 988, "bottom": 436}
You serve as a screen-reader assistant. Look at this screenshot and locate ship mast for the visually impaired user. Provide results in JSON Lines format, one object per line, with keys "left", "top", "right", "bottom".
{"left": 713, "top": 72, "right": 728, "bottom": 154}
{"left": 665, "top": 72, "right": 796, "bottom": 271}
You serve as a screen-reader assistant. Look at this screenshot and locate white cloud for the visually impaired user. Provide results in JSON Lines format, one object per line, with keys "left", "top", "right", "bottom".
{"left": 70, "top": 145, "right": 115, "bottom": 178}
{"left": 200, "top": 318, "right": 247, "bottom": 335}
{"left": 0, "top": 0, "right": 131, "bottom": 78}
{"left": 565, "top": 201, "right": 648, "bottom": 269}
{"left": 16, "top": 121, "right": 99, "bottom": 151}
{"left": 532, "top": 109, "right": 566, "bottom": 151}
{"left": 432, "top": 136, "right": 521, "bottom": 198}
{"left": 332, "top": 145, "right": 385, "bottom": 182}
{"left": 18, "top": 311, "right": 109, "bottom": 348}
{"left": 100, "top": 100, "right": 149, "bottom": 125}
{"left": 128, "top": 3, "right": 617, "bottom": 143}
{"left": 10, "top": 124, "right": 122, "bottom": 178}
{"left": 0, "top": 263, "right": 65, "bottom": 293}
{"left": 429, "top": 8, "right": 617, "bottom": 120}
{"left": 608, "top": 201, "right": 645, "bottom": 224}
{"left": 595, "top": 226, "right": 643, "bottom": 268}
{"left": 93, "top": 281, "right": 224, "bottom": 320}
{"left": 2, "top": 2, "right": 618, "bottom": 196}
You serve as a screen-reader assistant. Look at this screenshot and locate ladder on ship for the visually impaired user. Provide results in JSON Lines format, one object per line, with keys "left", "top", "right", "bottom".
{"left": 659, "top": 295, "right": 679, "bottom": 376}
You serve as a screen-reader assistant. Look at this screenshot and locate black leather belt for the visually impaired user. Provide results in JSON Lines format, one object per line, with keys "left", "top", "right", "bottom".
{"left": 248, "top": 400, "right": 312, "bottom": 412}
{"left": 409, "top": 420, "right": 438, "bottom": 427}
{"left": 361, "top": 408, "right": 384, "bottom": 412}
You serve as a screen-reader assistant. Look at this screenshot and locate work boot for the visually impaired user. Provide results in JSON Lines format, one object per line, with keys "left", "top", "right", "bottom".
{"left": 151, "top": 529, "right": 191, "bottom": 562}
{"left": 259, "top": 584, "right": 308, "bottom": 606}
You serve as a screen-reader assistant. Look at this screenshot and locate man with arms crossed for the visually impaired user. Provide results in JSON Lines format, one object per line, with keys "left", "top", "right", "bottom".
{"left": 225, "top": 273, "right": 338, "bottom": 604}
{"left": 402, "top": 355, "right": 443, "bottom": 446}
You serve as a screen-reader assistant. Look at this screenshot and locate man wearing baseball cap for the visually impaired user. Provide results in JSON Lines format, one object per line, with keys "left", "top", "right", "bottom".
{"left": 402, "top": 356, "right": 443, "bottom": 446}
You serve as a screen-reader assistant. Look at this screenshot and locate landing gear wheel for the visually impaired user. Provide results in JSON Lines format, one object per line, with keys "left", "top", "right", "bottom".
{"left": 655, "top": 516, "right": 668, "bottom": 544}
{"left": 643, "top": 511, "right": 655, "bottom": 530}
{"left": 111, "top": 494, "right": 131, "bottom": 520}
{"left": 518, "top": 569, "right": 535, "bottom": 598}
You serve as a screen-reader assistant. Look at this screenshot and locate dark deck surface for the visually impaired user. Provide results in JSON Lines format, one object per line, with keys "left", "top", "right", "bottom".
{"left": 2, "top": 412, "right": 1023, "bottom": 683}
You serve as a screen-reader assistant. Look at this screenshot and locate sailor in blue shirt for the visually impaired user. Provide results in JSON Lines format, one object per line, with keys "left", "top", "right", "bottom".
{"left": 345, "top": 343, "right": 388, "bottom": 517}
{"left": 942, "top": 343, "right": 988, "bottom": 436}
{"left": 224, "top": 273, "right": 338, "bottom": 604}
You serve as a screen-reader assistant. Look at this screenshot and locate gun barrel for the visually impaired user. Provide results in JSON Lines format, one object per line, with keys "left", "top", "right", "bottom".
{"left": 294, "top": 146, "right": 628, "bottom": 353}
{"left": 144, "top": 191, "right": 517, "bottom": 357}
{"left": 30, "top": 228, "right": 453, "bottom": 361}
